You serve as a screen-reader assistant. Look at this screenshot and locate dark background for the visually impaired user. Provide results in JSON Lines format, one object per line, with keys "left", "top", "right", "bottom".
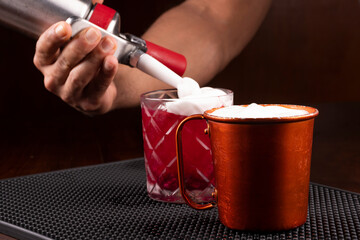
{"left": 0, "top": 0, "right": 359, "bottom": 192}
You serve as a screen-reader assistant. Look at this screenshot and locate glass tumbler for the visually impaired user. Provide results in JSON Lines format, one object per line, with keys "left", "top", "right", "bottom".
{"left": 141, "top": 88, "right": 233, "bottom": 203}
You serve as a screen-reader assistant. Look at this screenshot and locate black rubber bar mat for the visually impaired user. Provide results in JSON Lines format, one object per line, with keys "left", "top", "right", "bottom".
{"left": 1, "top": 158, "right": 359, "bottom": 239}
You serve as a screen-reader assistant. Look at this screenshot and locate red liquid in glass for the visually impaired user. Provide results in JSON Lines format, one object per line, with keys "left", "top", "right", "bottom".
{"left": 142, "top": 107, "right": 214, "bottom": 202}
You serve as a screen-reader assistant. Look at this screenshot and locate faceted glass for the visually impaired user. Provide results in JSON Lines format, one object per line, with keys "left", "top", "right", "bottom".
{"left": 141, "top": 89, "right": 233, "bottom": 203}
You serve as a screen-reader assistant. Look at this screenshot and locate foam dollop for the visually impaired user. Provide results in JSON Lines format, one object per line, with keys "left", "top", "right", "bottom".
{"left": 165, "top": 78, "right": 232, "bottom": 116}
{"left": 210, "top": 103, "right": 309, "bottom": 118}
{"left": 177, "top": 77, "right": 201, "bottom": 98}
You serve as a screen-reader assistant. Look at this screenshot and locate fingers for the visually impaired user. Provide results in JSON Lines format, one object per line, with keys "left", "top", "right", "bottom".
{"left": 69, "top": 53, "right": 118, "bottom": 116}
{"left": 40, "top": 27, "right": 103, "bottom": 93}
{"left": 34, "top": 22, "right": 71, "bottom": 68}
{"left": 85, "top": 54, "right": 118, "bottom": 99}
{"left": 34, "top": 20, "right": 118, "bottom": 116}
{"left": 62, "top": 36, "right": 117, "bottom": 101}
{"left": 50, "top": 27, "right": 102, "bottom": 85}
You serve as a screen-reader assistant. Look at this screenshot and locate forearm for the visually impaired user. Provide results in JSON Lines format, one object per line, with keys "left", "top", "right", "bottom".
{"left": 113, "top": 0, "right": 272, "bottom": 108}
{"left": 143, "top": 0, "right": 271, "bottom": 82}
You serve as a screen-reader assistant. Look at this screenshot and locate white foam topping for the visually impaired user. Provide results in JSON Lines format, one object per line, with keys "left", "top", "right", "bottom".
{"left": 210, "top": 103, "right": 309, "bottom": 118}
{"left": 166, "top": 86, "right": 232, "bottom": 116}
{"left": 166, "top": 77, "right": 232, "bottom": 116}
{"left": 136, "top": 54, "right": 232, "bottom": 115}
{"left": 177, "top": 77, "right": 202, "bottom": 98}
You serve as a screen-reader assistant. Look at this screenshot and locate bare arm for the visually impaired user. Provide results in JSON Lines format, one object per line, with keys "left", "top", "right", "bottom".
{"left": 144, "top": 0, "right": 271, "bottom": 84}
{"left": 34, "top": 0, "right": 271, "bottom": 114}
{"left": 112, "top": 0, "right": 272, "bottom": 108}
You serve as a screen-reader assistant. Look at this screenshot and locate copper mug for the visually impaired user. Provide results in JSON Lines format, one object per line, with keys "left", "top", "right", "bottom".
{"left": 176, "top": 104, "right": 319, "bottom": 231}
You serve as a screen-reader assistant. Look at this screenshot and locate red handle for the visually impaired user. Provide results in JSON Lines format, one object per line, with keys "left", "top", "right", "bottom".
{"left": 145, "top": 41, "right": 187, "bottom": 76}
{"left": 89, "top": 4, "right": 187, "bottom": 76}
{"left": 89, "top": 4, "right": 116, "bottom": 29}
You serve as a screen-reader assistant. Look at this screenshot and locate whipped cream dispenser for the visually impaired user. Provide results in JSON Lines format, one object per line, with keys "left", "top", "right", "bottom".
{"left": 0, "top": 0, "right": 187, "bottom": 77}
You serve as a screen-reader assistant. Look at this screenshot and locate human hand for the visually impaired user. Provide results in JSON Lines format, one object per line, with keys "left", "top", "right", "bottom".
{"left": 33, "top": 21, "right": 119, "bottom": 116}
{"left": 92, "top": 0, "right": 104, "bottom": 4}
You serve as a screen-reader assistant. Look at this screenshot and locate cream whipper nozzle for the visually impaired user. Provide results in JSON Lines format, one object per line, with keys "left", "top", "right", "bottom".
{"left": 133, "top": 51, "right": 201, "bottom": 98}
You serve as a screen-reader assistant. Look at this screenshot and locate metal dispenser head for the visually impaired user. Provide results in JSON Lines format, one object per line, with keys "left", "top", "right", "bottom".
{"left": 0, "top": 0, "right": 187, "bottom": 76}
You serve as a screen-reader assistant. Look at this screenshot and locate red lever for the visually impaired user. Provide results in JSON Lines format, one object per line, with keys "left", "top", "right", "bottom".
{"left": 145, "top": 41, "right": 187, "bottom": 76}
{"left": 89, "top": 4, "right": 116, "bottom": 29}
{"left": 89, "top": 4, "right": 187, "bottom": 76}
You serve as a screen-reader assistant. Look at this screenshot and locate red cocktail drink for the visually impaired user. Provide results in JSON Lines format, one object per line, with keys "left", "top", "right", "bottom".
{"left": 141, "top": 89, "right": 233, "bottom": 203}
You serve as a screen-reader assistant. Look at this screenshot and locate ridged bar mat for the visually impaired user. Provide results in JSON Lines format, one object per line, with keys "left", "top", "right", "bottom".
{"left": 1, "top": 158, "right": 359, "bottom": 239}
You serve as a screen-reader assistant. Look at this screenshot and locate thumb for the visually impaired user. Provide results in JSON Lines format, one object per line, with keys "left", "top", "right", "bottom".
{"left": 92, "top": 0, "right": 104, "bottom": 4}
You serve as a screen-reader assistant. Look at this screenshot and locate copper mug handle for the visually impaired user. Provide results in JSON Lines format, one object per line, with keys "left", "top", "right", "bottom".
{"left": 176, "top": 114, "right": 216, "bottom": 210}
